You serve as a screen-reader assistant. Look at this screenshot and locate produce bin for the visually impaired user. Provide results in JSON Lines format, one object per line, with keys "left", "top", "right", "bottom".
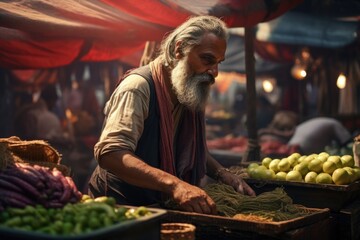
{"left": 244, "top": 178, "right": 360, "bottom": 211}
{"left": 163, "top": 207, "right": 330, "bottom": 240}
{"left": 0, "top": 207, "right": 167, "bottom": 240}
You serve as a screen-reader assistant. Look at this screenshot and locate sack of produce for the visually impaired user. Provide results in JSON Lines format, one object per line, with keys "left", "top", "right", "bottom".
{"left": 0, "top": 136, "right": 69, "bottom": 176}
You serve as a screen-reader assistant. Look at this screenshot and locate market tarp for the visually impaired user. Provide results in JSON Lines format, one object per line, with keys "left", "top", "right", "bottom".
{"left": 219, "top": 33, "right": 286, "bottom": 74}
{"left": 0, "top": 0, "right": 303, "bottom": 69}
{"left": 256, "top": 12, "right": 359, "bottom": 48}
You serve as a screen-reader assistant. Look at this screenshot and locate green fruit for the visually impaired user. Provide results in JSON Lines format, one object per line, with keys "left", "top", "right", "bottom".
{"left": 308, "top": 159, "right": 323, "bottom": 173}
{"left": 262, "top": 157, "right": 272, "bottom": 169}
{"left": 247, "top": 162, "right": 259, "bottom": 170}
{"left": 328, "top": 156, "right": 342, "bottom": 168}
{"left": 352, "top": 167, "right": 360, "bottom": 181}
{"left": 318, "top": 152, "right": 330, "bottom": 158}
{"left": 293, "top": 162, "right": 309, "bottom": 177}
{"left": 343, "top": 167, "right": 357, "bottom": 183}
{"left": 322, "top": 161, "right": 337, "bottom": 175}
{"left": 275, "top": 171, "right": 287, "bottom": 181}
{"left": 286, "top": 170, "right": 303, "bottom": 182}
{"left": 278, "top": 158, "right": 291, "bottom": 172}
{"left": 269, "top": 159, "right": 281, "bottom": 173}
{"left": 316, "top": 155, "right": 328, "bottom": 163}
{"left": 304, "top": 171, "right": 318, "bottom": 183}
{"left": 332, "top": 168, "right": 350, "bottom": 185}
{"left": 341, "top": 155, "right": 355, "bottom": 168}
{"left": 316, "top": 173, "right": 333, "bottom": 184}
{"left": 289, "top": 152, "right": 301, "bottom": 160}
{"left": 287, "top": 155, "right": 298, "bottom": 167}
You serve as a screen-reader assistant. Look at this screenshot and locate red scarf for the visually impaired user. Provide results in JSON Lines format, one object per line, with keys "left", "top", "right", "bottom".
{"left": 149, "top": 58, "right": 207, "bottom": 185}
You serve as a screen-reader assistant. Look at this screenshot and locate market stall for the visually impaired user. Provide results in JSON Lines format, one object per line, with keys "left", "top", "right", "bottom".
{"left": 1, "top": 0, "right": 360, "bottom": 239}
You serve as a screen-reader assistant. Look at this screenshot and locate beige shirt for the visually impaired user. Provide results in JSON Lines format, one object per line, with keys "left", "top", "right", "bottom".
{"left": 94, "top": 74, "right": 150, "bottom": 161}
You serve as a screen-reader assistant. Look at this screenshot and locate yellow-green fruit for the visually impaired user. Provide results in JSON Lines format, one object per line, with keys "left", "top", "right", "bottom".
{"left": 252, "top": 167, "right": 275, "bottom": 180}
{"left": 290, "top": 152, "right": 301, "bottom": 160}
{"left": 269, "top": 159, "right": 281, "bottom": 173}
{"left": 304, "top": 154, "right": 318, "bottom": 162}
{"left": 278, "top": 158, "right": 291, "bottom": 172}
{"left": 264, "top": 169, "right": 276, "bottom": 180}
{"left": 343, "top": 167, "right": 356, "bottom": 183}
{"left": 247, "top": 162, "right": 259, "bottom": 170}
{"left": 352, "top": 167, "right": 360, "bottom": 181}
{"left": 287, "top": 155, "right": 298, "bottom": 167}
{"left": 308, "top": 159, "right": 323, "bottom": 173}
{"left": 293, "top": 162, "right": 309, "bottom": 177}
{"left": 332, "top": 168, "right": 350, "bottom": 185}
{"left": 318, "top": 152, "right": 330, "bottom": 159}
{"left": 275, "top": 171, "right": 287, "bottom": 181}
{"left": 286, "top": 170, "right": 303, "bottom": 182}
{"left": 327, "top": 156, "right": 342, "bottom": 168}
{"left": 304, "top": 171, "right": 318, "bottom": 183}
{"left": 322, "top": 160, "right": 337, "bottom": 175}
{"left": 316, "top": 173, "right": 333, "bottom": 184}
{"left": 341, "top": 155, "right": 355, "bottom": 168}
{"left": 262, "top": 157, "right": 272, "bottom": 169}
{"left": 316, "top": 155, "right": 328, "bottom": 163}
{"left": 297, "top": 155, "right": 307, "bottom": 163}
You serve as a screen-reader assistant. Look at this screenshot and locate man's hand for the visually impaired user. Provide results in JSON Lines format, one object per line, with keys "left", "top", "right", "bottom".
{"left": 171, "top": 181, "right": 217, "bottom": 215}
{"left": 217, "top": 168, "right": 256, "bottom": 196}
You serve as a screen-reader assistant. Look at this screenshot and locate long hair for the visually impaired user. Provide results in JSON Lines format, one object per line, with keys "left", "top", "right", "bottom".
{"left": 159, "top": 15, "right": 228, "bottom": 68}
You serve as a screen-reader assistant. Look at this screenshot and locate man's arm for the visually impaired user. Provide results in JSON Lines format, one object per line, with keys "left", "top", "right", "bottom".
{"left": 99, "top": 150, "right": 217, "bottom": 214}
{"left": 206, "top": 151, "right": 256, "bottom": 196}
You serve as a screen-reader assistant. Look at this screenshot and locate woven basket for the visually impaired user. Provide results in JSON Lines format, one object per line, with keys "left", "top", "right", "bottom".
{"left": 161, "top": 223, "right": 196, "bottom": 240}
{"left": 0, "top": 136, "right": 67, "bottom": 175}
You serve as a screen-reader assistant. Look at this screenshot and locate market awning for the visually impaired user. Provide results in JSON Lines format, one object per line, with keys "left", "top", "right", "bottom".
{"left": 0, "top": 0, "right": 302, "bottom": 69}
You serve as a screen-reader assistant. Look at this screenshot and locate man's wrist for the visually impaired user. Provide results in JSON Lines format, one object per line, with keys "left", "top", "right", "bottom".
{"left": 214, "top": 167, "right": 230, "bottom": 180}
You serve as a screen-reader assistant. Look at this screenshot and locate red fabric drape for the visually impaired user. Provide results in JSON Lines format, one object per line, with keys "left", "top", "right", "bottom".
{"left": 0, "top": 0, "right": 303, "bottom": 69}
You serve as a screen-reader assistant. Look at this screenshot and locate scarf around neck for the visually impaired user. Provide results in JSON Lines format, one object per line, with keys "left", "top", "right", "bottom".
{"left": 149, "top": 57, "right": 207, "bottom": 185}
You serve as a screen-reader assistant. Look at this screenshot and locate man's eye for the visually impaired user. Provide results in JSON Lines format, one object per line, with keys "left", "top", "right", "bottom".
{"left": 202, "top": 57, "right": 215, "bottom": 65}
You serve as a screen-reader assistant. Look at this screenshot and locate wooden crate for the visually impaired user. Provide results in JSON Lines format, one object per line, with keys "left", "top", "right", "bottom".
{"left": 162, "top": 207, "right": 330, "bottom": 240}
{"left": 244, "top": 178, "right": 360, "bottom": 211}
{"left": 330, "top": 200, "right": 360, "bottom": 240}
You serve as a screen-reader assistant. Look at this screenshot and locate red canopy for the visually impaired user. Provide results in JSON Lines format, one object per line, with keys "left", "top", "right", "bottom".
{"left": 0, "top": 0, "right": 302, "bottom": 69}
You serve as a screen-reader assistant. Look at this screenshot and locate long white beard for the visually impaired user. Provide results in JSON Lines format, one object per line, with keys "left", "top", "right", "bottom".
{"left": 171, "top": 57, "right": 214, "bottom": 111}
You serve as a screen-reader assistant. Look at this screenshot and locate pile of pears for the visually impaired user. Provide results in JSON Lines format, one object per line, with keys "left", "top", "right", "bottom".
{"left": 247, "top": 152, "right": 360, "bottom": 185}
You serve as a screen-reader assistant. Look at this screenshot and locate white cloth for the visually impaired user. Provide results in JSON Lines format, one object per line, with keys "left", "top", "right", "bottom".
{"left": 288, "top": 117, "right": 351, "bottom": 154}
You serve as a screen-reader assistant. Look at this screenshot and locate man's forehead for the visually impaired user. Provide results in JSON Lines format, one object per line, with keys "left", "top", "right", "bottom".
{"left": 195, "top": 33, "right": 226, "bottom": 60}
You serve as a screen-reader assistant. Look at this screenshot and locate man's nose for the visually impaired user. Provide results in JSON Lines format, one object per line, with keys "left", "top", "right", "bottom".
{"left": 207, "top": 65, "right": 218, "bottom": 77}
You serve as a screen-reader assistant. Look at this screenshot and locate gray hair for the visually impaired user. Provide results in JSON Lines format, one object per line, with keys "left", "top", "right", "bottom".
{"left": 159, "top": 15, "right": 228, "bottom": 67}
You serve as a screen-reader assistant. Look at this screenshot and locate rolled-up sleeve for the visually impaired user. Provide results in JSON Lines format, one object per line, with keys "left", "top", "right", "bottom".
{"left": 94, "top": 75, "right": 150, "bottom": 162}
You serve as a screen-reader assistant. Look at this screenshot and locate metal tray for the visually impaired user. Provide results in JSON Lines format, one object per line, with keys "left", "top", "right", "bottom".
{"left": 244, "top": 178, "right": 360, "bottom": 211}
{"left": 0, "top": 206, "right": 167, "bottom": 240}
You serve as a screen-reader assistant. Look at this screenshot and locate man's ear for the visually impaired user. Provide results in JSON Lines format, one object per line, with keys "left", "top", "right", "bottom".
{"left": 175, "top": 41, "right": 183, "bottom": 59}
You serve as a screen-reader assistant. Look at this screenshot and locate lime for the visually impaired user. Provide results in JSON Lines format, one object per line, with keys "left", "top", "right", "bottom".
{"left": 262, "top": 157, "right": 272, "bottom": 169}
{"left": 269, "top": 159, "right": 281, "bottom": 173}
{"left": 316, "top": 173, "right": 333, "bottom": 184}
{"left": 278, "top": 158, "right": 291, "bottom": 172}
{"left": 308, "top": 159, "right": 323, "bottom": 173}
{"left": 286, "top": 170, "right": 303, "bottom": 182}
{"left": 341, "top": 155, "right": 355, "bottom": 168}
{"left": 322, "top": 161, "right": 337, "bottom": 175}
{"left": 304, "top": 171, "right": 318, "bottom": 183}
{"left": 275, "top": 171, "right": 287, "bottom": 181}
{"left": 332, "top": 168, "right": 350, "bottom": 185}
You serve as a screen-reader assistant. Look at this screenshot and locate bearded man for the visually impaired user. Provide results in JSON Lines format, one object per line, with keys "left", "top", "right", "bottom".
{"left": 88, "top": 15, "right": 255, "bottom": 214}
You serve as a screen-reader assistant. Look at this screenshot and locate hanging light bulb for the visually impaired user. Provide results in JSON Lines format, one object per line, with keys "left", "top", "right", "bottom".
{"left": 291, "top": 64, "right": 307, "bottom": 80}
{"left": 262, "top": 79, "right": 274, "bottom": 93}
{"left": 336, "top": 73, "right": 346, "bottom": 89}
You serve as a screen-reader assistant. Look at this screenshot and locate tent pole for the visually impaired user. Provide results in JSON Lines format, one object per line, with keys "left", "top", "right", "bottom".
{"left": 242, "top": 26, "right": 261, "bottom": 162}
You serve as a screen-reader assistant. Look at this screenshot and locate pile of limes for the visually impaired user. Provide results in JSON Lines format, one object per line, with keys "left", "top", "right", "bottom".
{"left": 247, "top": 152, "right": 360, "bottom": 185}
